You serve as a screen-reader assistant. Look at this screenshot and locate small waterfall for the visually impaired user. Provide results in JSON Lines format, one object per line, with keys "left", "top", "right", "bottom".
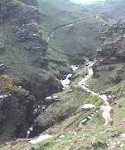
{"left": 60, "top": 65, "right": 78, "bottom": 89}
{"left": 26, "top": 105, "right": 45, "bottom": 138}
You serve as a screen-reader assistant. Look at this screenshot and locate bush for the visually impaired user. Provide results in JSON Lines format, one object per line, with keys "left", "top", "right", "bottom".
{"left": 0, "top": 74, "right": 16, "bottom": 93}
{"left": 0, "top": 125, "right": 17, "bottom": 137}
{"left": 88, "top": 95, "right": 102, "bottom": 107}
{"left": 97, "top": 18, "right": 108, "bottom": 25}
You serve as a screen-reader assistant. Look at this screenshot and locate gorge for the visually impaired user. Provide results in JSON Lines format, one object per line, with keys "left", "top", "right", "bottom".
{"left": 1, "top": 0, "right": 125, "bottom": 149}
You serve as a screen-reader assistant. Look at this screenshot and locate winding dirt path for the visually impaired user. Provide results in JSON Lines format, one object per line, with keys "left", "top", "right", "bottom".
{"left": 46, "top": 17, "right": 95, "bottom": 43}
{"left": 79, "top": 59, "right": 112, "bottom": 126}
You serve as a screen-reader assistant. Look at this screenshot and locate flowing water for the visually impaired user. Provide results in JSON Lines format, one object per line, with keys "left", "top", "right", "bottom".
{"left": 60, "top": 65, "right": 78, "bottom": 89}
{"left": 27, "top": 58, "right": 112, "bottom": 142}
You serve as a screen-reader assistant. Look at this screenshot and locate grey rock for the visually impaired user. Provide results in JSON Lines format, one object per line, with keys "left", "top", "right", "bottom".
{"left": 44, "top": 95, "right": 59, "bottom": 104}
{"left": 0, "top": 88, "right": 37, "bottom": 138}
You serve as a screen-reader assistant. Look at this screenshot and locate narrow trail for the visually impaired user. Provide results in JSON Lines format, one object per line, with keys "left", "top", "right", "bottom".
{"left": 28, "top": 59, "right": 113, "bottom": 144}
{"left": 79, "top": 59, "right": 112, "bottom": 126}
{"left": 46, "top": 17, "right": 95, "bottom": 43}
{"left": 27, "top": 16, "right": 109, "bottom": 142}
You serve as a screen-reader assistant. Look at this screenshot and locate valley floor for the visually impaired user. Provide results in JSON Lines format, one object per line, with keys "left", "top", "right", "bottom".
{"left": 1, "top": 62, "right": 125, "bottom": 150}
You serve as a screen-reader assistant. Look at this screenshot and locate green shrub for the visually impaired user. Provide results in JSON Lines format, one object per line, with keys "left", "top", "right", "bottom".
{"left": 88, "top": 95, "right": 102, "bottom": 107}
{"left": 97, "top": 18, "right": 108, "bottom": 25}
{"left": 0, "top": 125, "right": 17, "bottom": 137}
{"left": 0, "top": 74, "right": 16, "bottom": 93}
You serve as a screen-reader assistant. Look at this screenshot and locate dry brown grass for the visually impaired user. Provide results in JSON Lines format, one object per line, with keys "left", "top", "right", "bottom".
{"left": 116, "top": 118, "right": 125, "bottom": 129}
{"left": 44, "top": 125, "right": 95, "bottom": 135}
{"left": 0, "top": 75, "right": 15, "bottom": 93}
{"left": 69, "top": 135, "right": 99, "bottom": 148}
{"left": 7, "top": 139, "right": 33, "bottom": 150}
{"left": 10, "top": 0, "right": 35, "bottom": 9}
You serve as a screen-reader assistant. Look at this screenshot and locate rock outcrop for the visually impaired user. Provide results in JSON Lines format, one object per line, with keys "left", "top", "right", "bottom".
{"left": 94, "top": 19, "right": 125, "bottom": 83}
{"left": 97, "top": 19, "right": 125, "bottom": 63}
{"left": 52, "top": 18, "right": 105, "bottom": 63}
{"left": 0, "top": 0, "right": 63, "bottom": 140}
{"left": 0, "top": 88, "right": 37, "bottom": 138}
{"left": 0, "top": 0, "right": 62, "bottom": 100}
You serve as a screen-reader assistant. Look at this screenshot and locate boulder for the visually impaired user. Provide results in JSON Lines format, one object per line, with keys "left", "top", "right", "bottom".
{"left": 29, "top": 134, "right": 53, "bottom": 144}
{"left": 31, "top": 75, "right": 62, "bottom": 100}
{"left": 81, "top": 104, "right": 96, "bottom": 110}
{"left": 44, "top": 95, "right": 59, "bottom": 104}
{"left": 93, "top": 19, "right": 125, "bottom": 83}
{"left": 0, "top": 88, "right": 37, "bottom": 138}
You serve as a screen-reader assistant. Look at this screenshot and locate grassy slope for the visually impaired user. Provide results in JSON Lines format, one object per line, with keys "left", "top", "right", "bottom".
{"left": 0, "top": 19, "right": 32, "bottom": 79}
{"left": 0, "top": 18, "right": 70, "bottom": 79}
{"left": 38, "top": 0, "right": 94, "bottom": 33}
{"left": 2, "top": 64, "right": 125, "bottom": 149}
{"left": 1, "top": 1, "right": 122, "bottom": 149}
{"left": 37, "top": 0, "right": 88, "bottom": 75}
{"left": 37, "top": 0, "right": 102, "bottom": 66}
{"left": 34, "top": 64, "right": 125, "bottom": 149}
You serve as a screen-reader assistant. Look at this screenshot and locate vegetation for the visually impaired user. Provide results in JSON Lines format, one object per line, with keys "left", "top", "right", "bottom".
{"left": 1, "top": 125, "right": 124, "bottom": 150}
{"left": 97, "top": 17, "right": 108, "bottom": 25}
{"left": 88, "top": 95, "right": 102, "bottom": 107}
{"left": 1, "top": 0, "right": 125, "bottom": 149}
{"left": 1, "top": 54, "right": 125, "bottom": 149}
{"left": 0, "top": 74, "right": 16, "bottom": 93}
{"left": 0, "top": 125, "right": 17, "bottom": 137}
{"left": 31, "top": 72, "right": 125, "bottom": 149}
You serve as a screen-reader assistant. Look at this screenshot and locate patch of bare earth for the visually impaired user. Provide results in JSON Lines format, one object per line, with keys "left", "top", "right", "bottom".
{"left": 7, "top": 139, "right": 33, "bottom": 150}
{"left": 44, "top": 125, "right": 95, "bottom": 135}
{"left": 69, "top": 136, "right": 98, "bottom": 148}
{"left": 116, "top": 119, "right": 125, "bottom": 129}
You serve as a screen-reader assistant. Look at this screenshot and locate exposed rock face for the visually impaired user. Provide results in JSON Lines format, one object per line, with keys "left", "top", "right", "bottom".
{"left": 0, "top": 0, "right": 11, "bottom": 19}
{"left": 0, "top": 0, "right": 64, "bottom": 140}
{"left": 53, "top": 19, "right": 105, "bottom": 62}
{"left": 97, "top": 36, "right": 125, "bottom": 64}
{"left": 0, "top": 0, "right": 62, "bottom": 100}
{"left": 0, "top": 0, "right": 46, "bottom": 52}
{"left": 0, "top": 88, "right": 37, "bottom": 138}
{"left": 96, "top": 19, "right": 125, "bottom": 63}
{"left": 94, "top": 19, "right": 125, "bottom": 83}
{"left": 25, "top": 73, "right": 63, "bottom": 100}
{"left": 14, "top": 7, "right": 47, "bottom": 52}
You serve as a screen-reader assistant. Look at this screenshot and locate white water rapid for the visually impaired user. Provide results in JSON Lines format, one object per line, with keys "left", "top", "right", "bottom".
{"left": 60, "top": 65, "right": 78, "bottom": 89}
{"left": 28, "top": 59, "right": 113, "bottom": 144}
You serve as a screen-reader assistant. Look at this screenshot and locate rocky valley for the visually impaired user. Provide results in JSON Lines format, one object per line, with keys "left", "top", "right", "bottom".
{"left": 1, "top": 0, "right": 125, "bottom": 149}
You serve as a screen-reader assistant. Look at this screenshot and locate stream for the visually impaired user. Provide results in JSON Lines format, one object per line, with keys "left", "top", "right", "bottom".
{"left": 27, "top": 17, "right": 112, "bottom": 142}
{"left": 28, "top": 58, "right": 113, "bottom": 144}
{"left": 26, "top": 64, "right": 78, "bottom": 138}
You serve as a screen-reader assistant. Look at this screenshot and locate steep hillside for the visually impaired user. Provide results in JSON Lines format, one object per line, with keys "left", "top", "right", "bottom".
{"left": 38, "top": 0, "right": 105, "bottom": 62}
{"left": 1, "top": 18, "right": 125, "bottom": 150}
{"left": 1, "top": 48, "right": 125, "bottom": 149}
{"left": 0, "top": 0, "right": 63, "bottom": 141}
{"left": 1, "top": 0, "right": 125, "bottom": 149}
{"left": 0, "top": 0, "right": 64, "bottom": 100}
